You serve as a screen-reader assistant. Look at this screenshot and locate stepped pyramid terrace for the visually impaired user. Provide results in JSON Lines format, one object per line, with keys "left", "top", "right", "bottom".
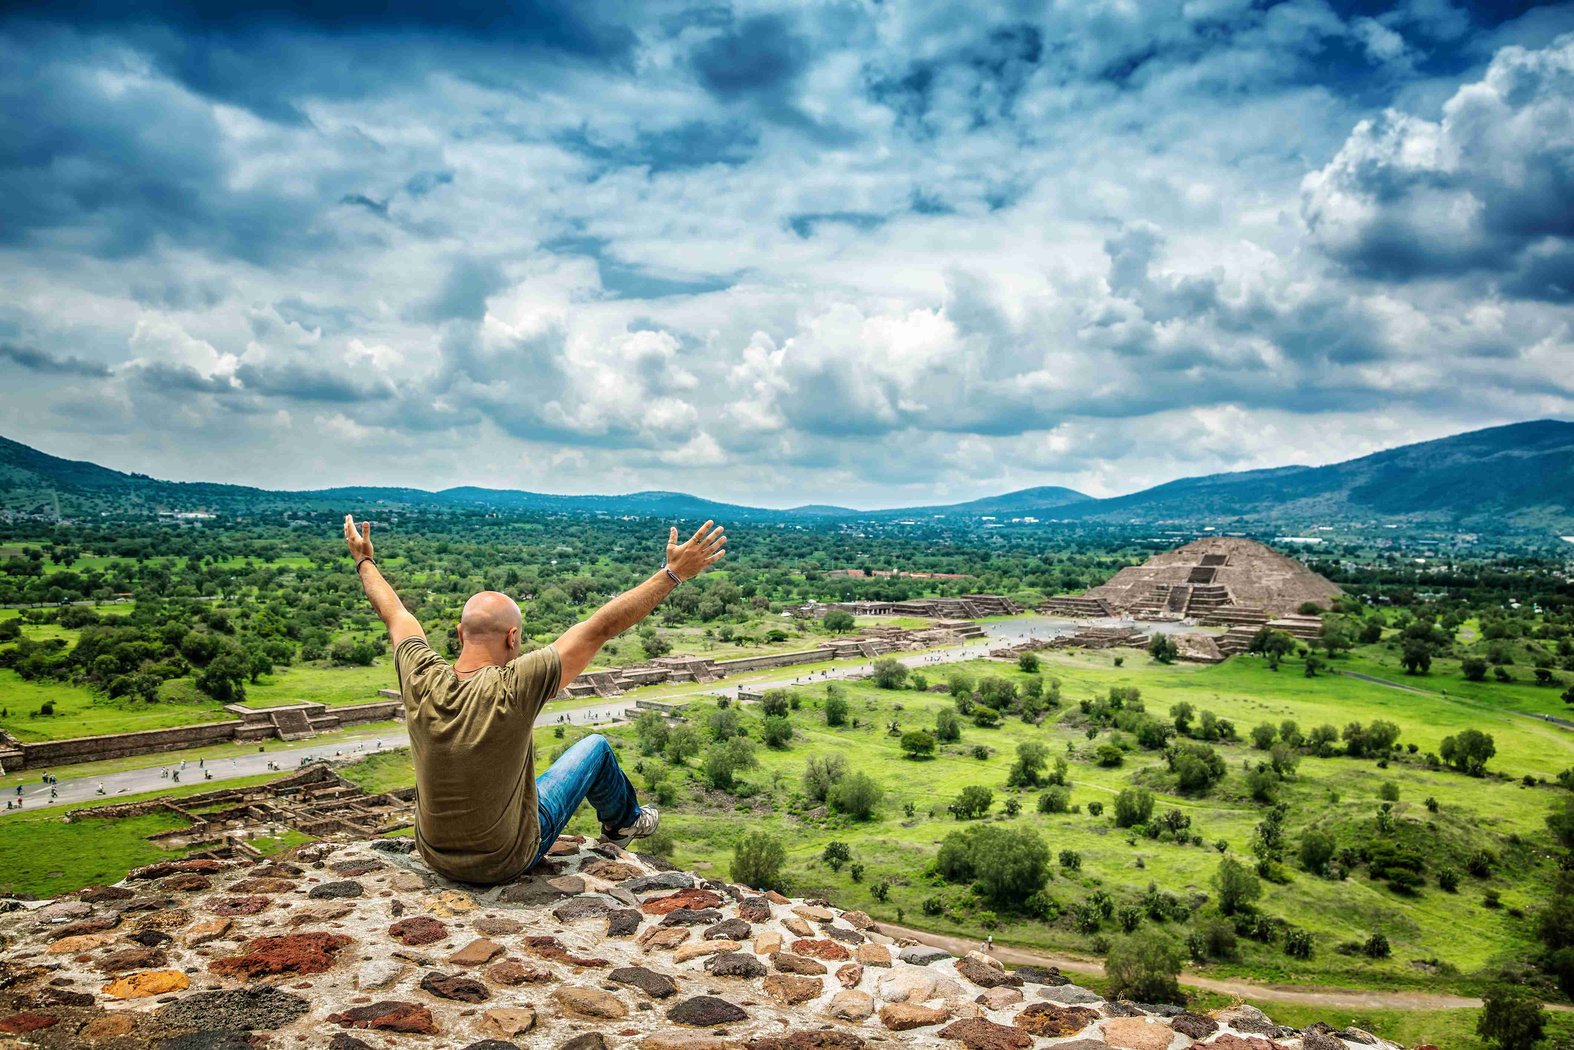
{"left": 1042, "top": 538, "right": 1340, "bottom": 624}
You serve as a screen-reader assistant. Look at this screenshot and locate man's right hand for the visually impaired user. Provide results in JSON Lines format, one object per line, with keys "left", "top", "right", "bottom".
{"left": 344, "top": 514, "right": 375, "bottom": 562}
{"left": 666, "top": 520, "right": 727, "bottom": 580}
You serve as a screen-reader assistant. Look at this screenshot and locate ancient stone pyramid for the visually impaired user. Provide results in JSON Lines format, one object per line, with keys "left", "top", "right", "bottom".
{"left": 1083, "top": 538, "right": 1340, "bottom": 620}
{"left": 0, "top": 835, "right": 1399, "bottom": 1049}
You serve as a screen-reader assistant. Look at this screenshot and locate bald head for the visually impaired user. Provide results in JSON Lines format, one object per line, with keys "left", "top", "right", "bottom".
{"left": 459, "top": 591, "right": 523, "bottom": 655}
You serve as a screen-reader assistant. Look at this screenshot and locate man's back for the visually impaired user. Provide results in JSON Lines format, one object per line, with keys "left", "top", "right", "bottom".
{"left": 394, "top": 636, "right": 561, "bottom": 884}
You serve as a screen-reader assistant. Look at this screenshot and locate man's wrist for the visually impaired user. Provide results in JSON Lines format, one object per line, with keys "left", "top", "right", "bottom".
{"left": 662, "top": 564, "right": 683, "bottom": 586}
{"left": 355, "top": 556, "right": 376, "bottom": 572}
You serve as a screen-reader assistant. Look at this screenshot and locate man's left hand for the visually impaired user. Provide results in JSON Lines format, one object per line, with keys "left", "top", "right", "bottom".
{"left": 667, "top": 520, "right": 726, "bottom": 580}
{"left": 344, "top": 515, "right": 375, "bottom": 563}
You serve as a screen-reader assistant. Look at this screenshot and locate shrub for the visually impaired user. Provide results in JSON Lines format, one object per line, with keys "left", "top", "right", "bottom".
{"left": 1058, "top": 849, "right": 1082, "bottom": 871}
{"left": 1007, "top": 742, "right": 1050, "bottom": 787}
{"left": 1437, "top": 866, "right": 1460, "bottom": 892}
{"left": 1114, "top": 787, "right": 1154, "bottom": 828}
{"left": 949, "top": 785, "right": 994, "bottom": 820}
{"left": 1476, "top": 985, "right": 1547, "bottom": 1050}
{"left": 1298, "top": 829, "right": 1336, "bottom": 875}
{"left": 803, "top": 754, "right": 848, "bottom": 802}
{"left": 1096, "top": 743, "right": 1124, "bottom": 767}
{"left": 704, "top": 737, "right": 758, "bottom": 789}
{"left": 1038, "top": 786, "right": 1071, "bottom": 814}
{"left": 822, "top": 841, "right": 851, "bottom": 871}
{"left": 1379, "top": 781, "right": 1400, "bottom": 802}
{"left": 825, "top": 688, "right": 849, "bottom": 727}
{"left": 1104, "top": 932, "right": 1185, "bottom": 1004}
{"left": 1283, "top": 927, "right": 1314, "bottom": 959}
{"left": 731, "top": 831, "right": 787, "bottom": 890}
{"left": 935, "top": 707, "right": 962, "bottom": 742}
{"left": 1017, "top": 652, "right": 1040, "bottom": 673}
{"left": 1087, "top": 800, "right": 1104, "bottom": 817}
{"left": 971, "top": 704, "right": 1001, "bottom": 728}
{"left": 828, "top": 772, "right": 883, "bottom": 821}
{"left": 634, "top": 711, "right": 671, "bottom": 756}
{"left": 1167, "top": 742, "right": 1226, "bottom": 793}
{"left": 1213, "top": 857, "right": 1262, "bottom": 916}
{"left": 900, "top": 729, "right": 937, "bottom": 759}
{"left": 936, "top": 824, "right": 1050, "bottom": 907}
{"left": 1189, "top": 915, "right": 1239, "bottom": 961}
{"left": 761, "top": 715, "right": 793, "bottom": 749}
{"left": 871, "top": 657, "right": 909, "bottom": 689}
{"left": 971, "top": 744, "right": 991, "bottom": 760}
{"left": 1362, "top": 932, "right": 1391, "bottom": 958}
{"left": 1440, "top": 728, "right": 1497, "bottom": 775}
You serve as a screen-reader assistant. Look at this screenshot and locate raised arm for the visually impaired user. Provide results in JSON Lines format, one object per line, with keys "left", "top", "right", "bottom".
{"left": 344, "top": 514, "right": 426, "bottom": 648}
{"left": 552, "top": 520, "right": 727, "bottom": 692}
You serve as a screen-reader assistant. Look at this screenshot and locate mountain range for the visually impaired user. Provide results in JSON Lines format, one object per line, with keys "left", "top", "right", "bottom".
{"left": 2, "top": 419, "right": 1571, "bottom": 532}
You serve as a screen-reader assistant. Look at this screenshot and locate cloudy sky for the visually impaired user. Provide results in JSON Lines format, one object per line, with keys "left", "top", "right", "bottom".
{"left": 2, "top": 1, "right": 1572, "bottom": 508}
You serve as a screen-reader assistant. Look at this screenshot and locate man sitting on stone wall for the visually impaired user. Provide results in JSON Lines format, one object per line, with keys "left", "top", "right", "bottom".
{"left": 343, "top": 513, "right": 727, "bottom": 886}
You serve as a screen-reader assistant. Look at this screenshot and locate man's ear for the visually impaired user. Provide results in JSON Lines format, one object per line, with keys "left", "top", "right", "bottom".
{"left": 455, "top": 623, "right": 465, "bottom": 646}
{"left": 509, "top": 626, "right": 521, "bottom": 651}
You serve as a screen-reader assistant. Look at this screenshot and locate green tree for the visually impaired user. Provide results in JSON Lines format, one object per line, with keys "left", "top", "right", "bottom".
{"left": 1170, "top": 702, "right": 1195, "bottom": 735}
{"left": 704, "top": 737, "right": 757, "bottom": 789}
{"left": 949, "top": 785, "right": 994, "bottom": 820}
{"left": 935, "top": 824, "right": 1049, "bottom": 908}
{"left": 824, "top": 687, "right": 849, "bottom": 727}
{"left": 1017, "top": 652, "right": 1040, "bottom": 673}
{"left": 731, "top": 831, "right": 787, "bottom": 890}
{"left": 1114, "top": 787, "right": 1154, "bottom": 828}
{"left": 664, "top": 724, "right": 702, "bottom": 765}
{"left": 822, "top": 840, "right": 852, "bottom": 872}
{"left": 901, "top": 729, "right": 937, "bottom": 759}
{"left": 1104, "top": 932, "right": 1185, "bottom": 1004}
{"left": 828, "top": 772, "right": 883, "bottom": 820}
{"left": 1148, "top": 634, "right": 1178, "bottom": 663}
{"left": 1213, "top": 857, "right": 1262, "bottom": 916}
{"left": 761, "top": 715, "right": 793, "bottom": 749}
{"left": 1462, "top": 656, "right": 1488, "bottom": 682}
{"left": 1298, "top": 829, "right": 1336, "bottom": 875}
{"left": 709, "top": 707, "right": 743, "bottom": 741}
{"left": 1006, "top": 741, "right": 1049, "bottom": 787}
{"left": 1400, "top": 640, "right": 1433, "bottom": 675}
{"left": 1440, "top": 729, "right": 1496, "bottom": 775}
{"left": 803, "top": 754, "right": 848, "bottom": 802}
{"left": 634, "top": 711, "right": 671, "bottom": 756}
{"left": 935, "top": 707, "right": 962, "bottom": 742}
{"left": 760, "top": 689, "right": 791, "bottom": 717}
{"left": 871, "top": 657, "right": 909, "bottom": 689}
{"left": 1475, "top": 985, "right": 1546, "bottom": 1050}
{"left": 1250, "top": 723, "right": 1277, "bottom": 750}
{"left": 822, "top": 610, "right": 855, "bottom": 633}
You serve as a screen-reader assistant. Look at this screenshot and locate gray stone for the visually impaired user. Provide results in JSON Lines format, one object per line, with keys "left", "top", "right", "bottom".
{"left": 1171, "top": 1012, "right": 1218, "bottom": 1039}
{"left": 667, "top": 995, "right": 748, "bottom": 1026}
{"left": 356, "top": 960, "right": 404, "bottom": 991}
{"left": 823, "top": 925, "right": 864, "bottom": 945}
{"left": 621, "top": 872, "right": 694, "bottom": 893}
{"left": 608, "top": 965, "right": 679, "bottom": 999}
{"left": 1011, "top": 965, "right": 1067, "bottom": 986}
{"left": 898, "top": 945, "right": 951, "bottom": 966}
{"left": 420, "top": 970, "right": 490, "bottom": 1003}
{"left": 703, "top": 917, "right": 751, "bottom": 940}
{"left": 1302, "top": 1031, "right": 1346, "bottom": 1050}
{"left": 558, "top": 1035, "right": 611, "bottom": 1050}
{"left": 660, "top": 907, "right": 723, "bottom": 926}
{"left": 498, "top": 880, "right": 571, "bottom": 906}
{"left": 158, "top": 1035, "right": 254, "bottom": 1050}
{"left": 552, "top": 897, "right": 613, "bottom": 923}
{"left": 155, "top": 987, "right": 311, "bottom": 1032}
{"left": 371, "top": 839, "right": 415, "bottom": 853}
{"left": 706, "top": 952, "right": 767, "bottom": 978}
{"left": 1038, "top": 984, "right": 1102, "bottom": 1006}
{"left": 606, "top": 908, "right": 642, "bottom": 937}
{"left": 308, "top": 881, "right": 364, "bottom": 899}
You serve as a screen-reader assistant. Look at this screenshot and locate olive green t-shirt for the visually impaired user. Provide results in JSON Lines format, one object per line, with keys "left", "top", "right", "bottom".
{"left": 394, "top": 635, "right": 562, "bottom": 885}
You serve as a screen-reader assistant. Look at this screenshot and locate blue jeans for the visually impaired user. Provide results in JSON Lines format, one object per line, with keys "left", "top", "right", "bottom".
{"left": 529, "top": 734, "right": 641, "bottom": 869}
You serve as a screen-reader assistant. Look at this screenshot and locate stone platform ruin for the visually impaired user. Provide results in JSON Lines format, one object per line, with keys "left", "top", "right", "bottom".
{"left": 1041, "top": 539, "right": 1339, "bottom": 624}
{"left": 0, "top": 834, "right": 1408, "bottom": 1050}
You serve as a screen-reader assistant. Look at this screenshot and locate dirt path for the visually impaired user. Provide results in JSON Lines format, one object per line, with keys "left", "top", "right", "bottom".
{"left": 874, "top": 922, "right": 1572, "bottom": 1013}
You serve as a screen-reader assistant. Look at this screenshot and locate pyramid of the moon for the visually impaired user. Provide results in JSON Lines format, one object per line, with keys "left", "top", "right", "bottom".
{"left": 1042, "top": 537, "right": 1341, "bottom": 620}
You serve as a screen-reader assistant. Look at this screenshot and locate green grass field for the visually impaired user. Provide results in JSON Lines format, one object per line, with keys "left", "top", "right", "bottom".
{"left": 529, "top": 648, "right": 1573, "bottom": 998}
{"left": 0, "top": 771, "right": 287, "bottom": 897}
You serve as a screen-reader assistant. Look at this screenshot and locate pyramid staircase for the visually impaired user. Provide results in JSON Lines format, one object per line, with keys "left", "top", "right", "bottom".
{"left": 1039, "top": 595, "right": 1112, "bottom": 618}
{"left": 267, "top": 708, "right": 317, "bottom": 742}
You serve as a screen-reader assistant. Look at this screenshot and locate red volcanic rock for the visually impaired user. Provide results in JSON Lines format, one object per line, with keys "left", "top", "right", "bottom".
{"left": 937, "top": 1018, "right": 1034, "bottom": 1050}
{"left": 208, "top": 895, "right": 272, "bottom": 916}
{"left": 522, "top": 935, "right": 610, "bottom": 967}
{"left": 0, "top": 1012, "right": 58, "bottom": 1034}
{"left": 210, "top": 932, "right": 353, "bottom": 978}
{"left": 640, "top": 888, "right": 725, "bottom": 915}
{"left": 127, "top": 858, "right": 223, "bottom": 881}
{"left": 388, "top": 916, "right": 447, "bottom": 946}
{"left": 327, "top": 1000, "right": 437, "bottom": 1034}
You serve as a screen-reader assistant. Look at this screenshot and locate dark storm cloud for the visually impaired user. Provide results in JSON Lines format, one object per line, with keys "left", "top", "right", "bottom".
{"left": 233, "top": 362, "right": 394, "bottom": 402}
{"left": 0, "top": 342, "right": 112, "bottom": 377}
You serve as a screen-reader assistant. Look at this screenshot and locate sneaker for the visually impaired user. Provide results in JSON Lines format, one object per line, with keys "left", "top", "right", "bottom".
{"left": 602, "top": 806, "right": 660, "bottom": 848}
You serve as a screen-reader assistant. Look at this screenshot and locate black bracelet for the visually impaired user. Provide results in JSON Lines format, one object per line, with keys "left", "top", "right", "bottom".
{"left": 355, "top": 557, "right": 375, "bottom": 572}
{"left": 662, "top": 564, "right": 682, "bottom": 585}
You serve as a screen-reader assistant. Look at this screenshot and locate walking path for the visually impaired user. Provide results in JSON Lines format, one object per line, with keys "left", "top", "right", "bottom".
{"left": 876, "top": 922, "right": 1573, "bottom": 1013}
{"left": 3, "top": 615, "right": 1124, "bottom": 814}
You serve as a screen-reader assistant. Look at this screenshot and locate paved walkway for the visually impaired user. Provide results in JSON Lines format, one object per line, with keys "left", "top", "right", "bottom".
{"left": 0, "top": 614, "right": 1176, "bottom": 816}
